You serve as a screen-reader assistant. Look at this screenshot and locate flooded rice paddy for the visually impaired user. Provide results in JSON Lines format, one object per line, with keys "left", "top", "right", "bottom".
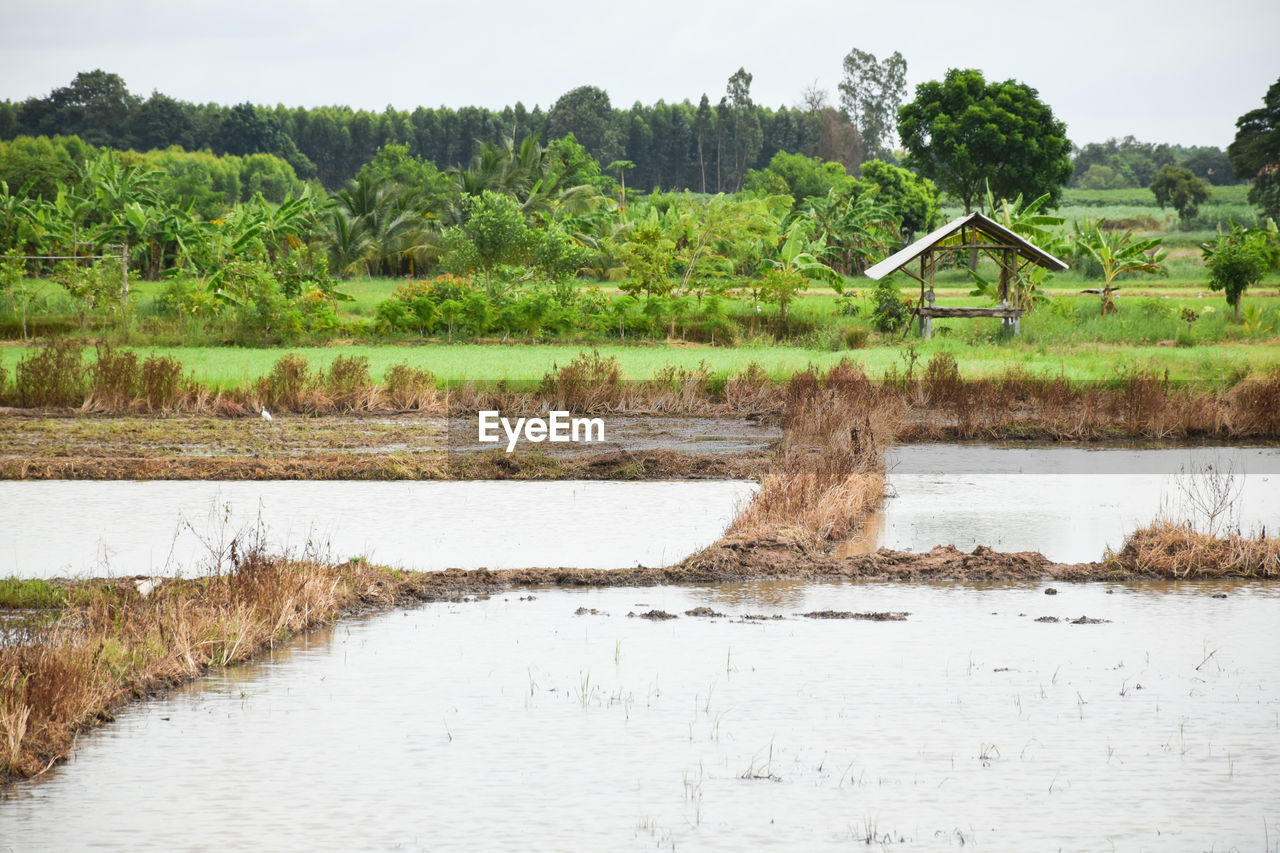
{"left": 2, "top": 581, "right": 1277, "bottom": 849}
{"left": 0, "top": 480, "right": 758, "bottom": 578}
{"left": 4, "top": 444, "right": 1279, "bottom": 578}
{"left": 849, "top": 444, "right": 1280, "bottom": 562}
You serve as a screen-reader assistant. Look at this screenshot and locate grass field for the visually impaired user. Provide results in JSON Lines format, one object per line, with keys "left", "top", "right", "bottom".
{"left": 4, "top": 181, "right": 1277, "bottom": 389}
{"left": 3, "top": 338, "right": 1278, "bottom": 385}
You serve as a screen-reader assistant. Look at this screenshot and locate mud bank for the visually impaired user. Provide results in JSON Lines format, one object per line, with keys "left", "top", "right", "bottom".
{"left": 353, "top": 533, "right": 1272, "bottom": 604}
{"left": 0, "top": 413, "right": 777, "bottom": 481}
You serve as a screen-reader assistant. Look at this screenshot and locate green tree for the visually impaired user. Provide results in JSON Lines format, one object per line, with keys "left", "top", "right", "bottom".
{"left": 1149, "top": 164, "right": 1210, "bottom": 225}
{"left": 133, "top": 92, "right": 197, "bottom": 152}
{"left": 859, "top": 159, "right": 941, "bottom": 238}
{"left": 1076, "top": 164, "right": 1131, "bottom": 190}
{"left": 547, "top": 86, "right": 622, "bottom": 166}
{"left": 694, "top": 95, "right": 715, "bottom": 193}
{"left": 19, "top": 70, "right": 139, "bottom": 148}
{"left": 1202, "top": 226, "right": 1268, "bottom": 319}
{"left": 743, "top": 150, "right": 856, "bottom": 206}
{"left": 441, "top": 190, "right": 535, "bottom": 295}
{"left": 838, "top": 48, "right": 907, "bottom": 162}
{"left": 898, "top": 68, "right": 1073, "bottom": 213}
{"left": 618, "top": 221, "right": 675, "bottom": 298}
{"left": 1228, "top": 76, "right": 1280, "bottom": 219}
{"left": 722, "top": 69, "right": 763, "bottom": 192}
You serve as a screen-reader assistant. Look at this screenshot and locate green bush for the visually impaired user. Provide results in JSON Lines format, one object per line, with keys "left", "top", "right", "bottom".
{"left": 870, "top": 279, "right": 908, "bottom": 333}
{"left": 840, "top": 325, "right": 869, "bottom": 349}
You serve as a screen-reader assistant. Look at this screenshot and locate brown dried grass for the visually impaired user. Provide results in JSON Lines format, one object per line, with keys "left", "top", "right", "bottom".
{"left": 729, "top": 360, "right": 898, "bottom": 544}
{"left": 1109, "top": 522, "right": 1280, "bottom": 579}
{"left": 6, "top": 347, "right": 1280, "bottom": 442}
{"left": 0, "top": 548, "right": 407, "bottom": 781}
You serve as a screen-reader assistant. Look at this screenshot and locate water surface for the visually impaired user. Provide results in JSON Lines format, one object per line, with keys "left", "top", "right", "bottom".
{"left": 851, "top": 444, "right": 1280, "bottom": 562}
{"left": 0, "top": 480, "right": 756, "bottom": 578}
{"left": 2, "top": 581, "right": 1275, "bottom": 850}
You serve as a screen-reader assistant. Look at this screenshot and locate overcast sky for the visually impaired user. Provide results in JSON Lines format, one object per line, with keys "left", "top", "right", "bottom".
{"left": 2, "top": 0, "right": 1276, "bottom": 149}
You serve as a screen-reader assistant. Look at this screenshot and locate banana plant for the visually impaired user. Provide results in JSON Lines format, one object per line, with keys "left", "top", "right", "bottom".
{"left": 980, "top": 183, "right": 1068, "bottom": 256}
{"left": 1075, "top": 220, "right": 1167, "bottom": 315}
{"left": 761, "top": 220, "right": 843, "bottom": 333}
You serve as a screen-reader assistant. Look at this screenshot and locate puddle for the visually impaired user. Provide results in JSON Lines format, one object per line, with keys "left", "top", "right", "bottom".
{"left": 0, "top": 480, "right": 757, "bottom": 578}
{"left": 843, "top": 444, "right": 1280, "bottom": 562}
{"left": 2, "top": 581, "right": 1276, "bottom": 849}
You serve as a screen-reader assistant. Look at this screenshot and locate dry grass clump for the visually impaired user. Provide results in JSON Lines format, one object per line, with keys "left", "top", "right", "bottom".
{"left": 729, "top": 360, "right": 898, "bottom": 543}
{"left": 383, "top": 362, "right": 440, "bottom": 411}
{"left": 6, "top": 345, "right": 1280, "bottom": 443}
{"left": 537, "top": 349, "right": 623, "bottom": 412}
{"left": 15, "top": 340, "right": 87, "bottom": 408}
{"left": 1109, "top": 522, "right": 1280, "bottom": 578}
{"left": 723, "top": 362, "right": 776, "bottom": 414}
{"left": 1228, "top": 369, "right": 1280, "bottom": 436}
{"left": 253, "top": 354, "right": 390, "bottom": 413}
{"left": 254, "top": 353, "right": 311, "bottom": 411}
{"left": 140, "top": 354, "right": 186, "bottom": 411}
{"left": 0, "top": 548, "right": 406, "bottom": 781}
{"left": 888, "top": 352, "right": 1268, "bottom": 441}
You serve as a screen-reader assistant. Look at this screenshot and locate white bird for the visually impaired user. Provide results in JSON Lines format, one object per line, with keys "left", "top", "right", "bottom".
{"left": 261, "top": 406, "right": 273, "bottom": 421}
{"left": 135, "top": 577, "right": 163, "bottom": 597}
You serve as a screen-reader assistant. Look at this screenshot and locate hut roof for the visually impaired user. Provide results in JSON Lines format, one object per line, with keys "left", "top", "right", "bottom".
{"left": 864, "top": 211, "right": 1069, "bottom": 281}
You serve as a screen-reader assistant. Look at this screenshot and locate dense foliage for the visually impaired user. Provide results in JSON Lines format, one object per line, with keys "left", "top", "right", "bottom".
{"left": 1229, "top": 76, "right": 1280, "bottom": 220}
{"left": 1074, "top": 137, "right": 1236, "bottom": 188}
{"left": 898, "top": 69, "right": 1074, "bottom": 212}
{"left": 0, "top": 70, "right": 853, "bottom": 194}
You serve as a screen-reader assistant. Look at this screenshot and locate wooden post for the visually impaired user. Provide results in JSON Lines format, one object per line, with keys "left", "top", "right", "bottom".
{"left": 999, "top": 248, "right": 1017, "bottom": 336}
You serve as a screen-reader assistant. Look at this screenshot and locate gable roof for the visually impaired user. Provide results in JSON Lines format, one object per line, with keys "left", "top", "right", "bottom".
{"left": 863, "top": 211, "right": 1069, "bottom": 281}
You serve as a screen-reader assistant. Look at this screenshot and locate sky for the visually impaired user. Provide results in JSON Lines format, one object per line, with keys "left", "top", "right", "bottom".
{"left": 1, "top": 0, "right": 1277, "bottom": 150}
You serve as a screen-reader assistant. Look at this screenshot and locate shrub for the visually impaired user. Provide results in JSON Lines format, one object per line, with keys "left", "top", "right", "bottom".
{"left": 870, "top": 280, "right": 908, "bottom": 333}
{"left": 376, "top": 279, "right": 444, "bottom": 335}
{"left": 840, "top": 325, "right": 869, "bottom": 350}
{"left": 1138, "top": 298, "right": 1172, "bottom": 321}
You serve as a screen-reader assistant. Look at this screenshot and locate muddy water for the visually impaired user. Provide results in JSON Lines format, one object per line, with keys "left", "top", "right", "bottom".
{"left": 846, "top": 444, "right": 1280, "bottom": 562}
{"left": 0, "top": 480, "right": 757, "bottom": 578}
{"left": 2, "top": 581, "right": 1276, "bottom": 849}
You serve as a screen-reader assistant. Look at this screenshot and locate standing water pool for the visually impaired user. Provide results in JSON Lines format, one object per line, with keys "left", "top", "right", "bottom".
{"left": 0, "top": 581, "right": 1276, "bottom": 850}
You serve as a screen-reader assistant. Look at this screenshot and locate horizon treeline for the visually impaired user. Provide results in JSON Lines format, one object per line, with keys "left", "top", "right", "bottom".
{"left": 0, "top": 70, "right": 856, "bottom": 194}
{"left": 1, "top": 70, "right": 1242, "bottom": 198}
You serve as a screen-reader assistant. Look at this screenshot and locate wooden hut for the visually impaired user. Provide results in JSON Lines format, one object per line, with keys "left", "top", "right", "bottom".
{"left": 864, "top": 211, "right": 1068, "bottom": 337}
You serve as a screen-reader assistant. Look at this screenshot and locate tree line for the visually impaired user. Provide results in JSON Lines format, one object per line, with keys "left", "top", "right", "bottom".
{"left": 0, "top": 69, "right": 867, "bottom": 194}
